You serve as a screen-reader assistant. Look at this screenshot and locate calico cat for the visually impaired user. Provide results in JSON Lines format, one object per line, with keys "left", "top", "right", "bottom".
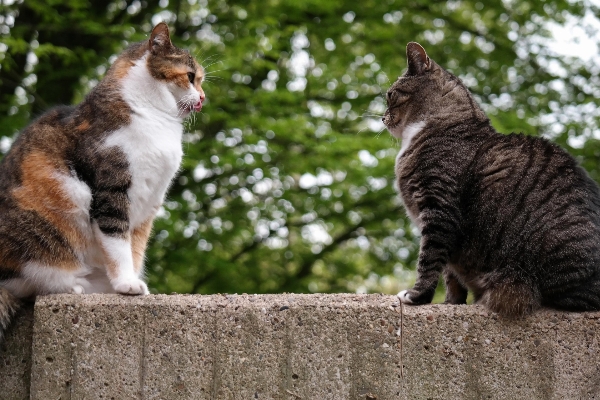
{"left": 0, "top": 22, "right": 205, "bottom": 340}
{"left": 384, "top": 42, "right": 600, "bottom": 317}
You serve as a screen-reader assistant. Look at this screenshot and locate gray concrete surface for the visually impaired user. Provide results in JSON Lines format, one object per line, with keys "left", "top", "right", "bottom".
{"left": 402, "top": 304, "right": 600, "bottom": 399}
{"left": 0, "top": 302, "right": 33, "bottom": 400}
{"left": 29, "top": 294, "right": 402, "bottom": 399}
{"left": 1, "top": 294, "right": 600, "bottom": 399}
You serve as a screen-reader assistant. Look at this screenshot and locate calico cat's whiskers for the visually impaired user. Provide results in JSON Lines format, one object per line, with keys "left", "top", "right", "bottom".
{"left": 171, "top": 93, "right": 198, "bottom": 118}
{"left": 183, "top": 114, "right": 196, "bottom": 131}
{"left": 202, "top": 58, "right": 223, "bottom": 71}
{"left": 202, "top": 69, "right": 225, "bottom": 83}
{"left": 195, "top": 53, "right": 224, "bottom": 83}
{"left": 202, "top": 75, "right": 224, "bottom": 84}
{"left": 196, "top": 52, "right": 224, "bottom": 79}
{"left": 197, "top": 52, "right": 220, "bottom": 65}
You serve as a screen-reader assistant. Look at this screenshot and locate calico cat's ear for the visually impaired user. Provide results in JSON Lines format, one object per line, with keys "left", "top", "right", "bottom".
{"left": 149, "top": 22, "right": 172, "bottom": 54}
{"left": 406, "top": 42, "right": 431, "bottom": 75}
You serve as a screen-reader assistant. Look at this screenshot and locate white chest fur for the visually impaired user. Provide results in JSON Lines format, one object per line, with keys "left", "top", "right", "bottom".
{"left": 395, "top": 121, "right": 427, "bottom": 231}
{"left": 104, "top": 115, "right": 183, "bottom": 229}
{"left": 396, "top": 121, "right": 426, "bottom": 160}
{"left": 104, "top": 53, "right": 186, "bottom": 230}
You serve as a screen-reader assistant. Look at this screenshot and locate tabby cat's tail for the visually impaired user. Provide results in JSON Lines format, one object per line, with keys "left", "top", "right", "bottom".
{"left": 0, "top": 287, "right": 20, "bottom": 342}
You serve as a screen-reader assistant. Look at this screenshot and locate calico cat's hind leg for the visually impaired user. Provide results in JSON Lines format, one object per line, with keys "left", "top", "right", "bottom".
{"left": 3, "top": 263, "right": 93, "bottom": 296}
{"left": 443, "top": 268, "right": 468, "bottom": 304}
{"left": 478, "top": 279, "right": 541, "bottom": 317}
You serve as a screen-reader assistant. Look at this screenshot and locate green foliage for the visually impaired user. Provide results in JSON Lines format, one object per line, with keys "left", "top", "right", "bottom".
{"left": 2, "top": 0, "right": 600, "bottom": 300}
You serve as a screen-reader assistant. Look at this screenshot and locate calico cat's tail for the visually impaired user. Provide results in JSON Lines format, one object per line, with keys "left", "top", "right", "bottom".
{"left": 0, "top": 287, "right": 20, "bottom": 342}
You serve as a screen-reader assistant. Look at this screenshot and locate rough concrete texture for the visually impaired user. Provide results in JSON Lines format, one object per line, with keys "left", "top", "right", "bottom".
{"left": 402, "top": 304, "right": 600, "bottom": 399}
{"left": 29, "top": 294, "right": 402, "bottom": 400}
{"left": 1, "top": 294, "right": 599, "bottom": 399}
{"left": 0, "top": 302, "right": 33, "bottom": 400}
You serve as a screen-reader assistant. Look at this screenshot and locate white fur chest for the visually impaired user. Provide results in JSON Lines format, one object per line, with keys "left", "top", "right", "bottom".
{"left": 394, "top": 121, "right": 427, "bottom": 231}
{"left": 104, "top": 114, "right": 183, "bottom": 229}
{"left": 396, "top": 121, "right": 426, "bottom": 160}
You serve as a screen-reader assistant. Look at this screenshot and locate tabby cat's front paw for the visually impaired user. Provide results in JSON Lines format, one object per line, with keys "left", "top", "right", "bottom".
{"left": 112, "top": 277, "right": 149, "bottom": 295}
{"left": 397, "top": 290, "right": 414, "bottom": 304}
{"left": 397, "top": 288, "right": 434, "bottom": 305}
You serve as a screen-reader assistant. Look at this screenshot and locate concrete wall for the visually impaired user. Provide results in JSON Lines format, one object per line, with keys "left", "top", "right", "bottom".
{"left": 0, "top": 302, "right": 33, "bottom": 400}
{"left": 1, "top": 294, "right": 600, "bottom": 399}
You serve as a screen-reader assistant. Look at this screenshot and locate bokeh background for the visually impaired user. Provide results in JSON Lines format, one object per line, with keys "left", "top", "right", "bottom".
{"left": 2, "top": 0, "right": 600, "bottom": 300}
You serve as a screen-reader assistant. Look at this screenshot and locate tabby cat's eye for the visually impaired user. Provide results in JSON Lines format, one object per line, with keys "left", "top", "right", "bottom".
{"left": 387, "top": 90, "right": 408, "bottom": 104}
{"left": 187, "top": 72, "right": 195, "bottom": 84}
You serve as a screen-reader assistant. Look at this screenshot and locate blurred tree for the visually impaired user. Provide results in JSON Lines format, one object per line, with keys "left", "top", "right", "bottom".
{"left": 1, "top": 0, "right": 600, "bottom": 300}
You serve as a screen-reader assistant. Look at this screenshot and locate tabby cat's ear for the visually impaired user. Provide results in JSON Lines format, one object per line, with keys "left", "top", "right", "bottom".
{"left": 406, "top": 42, "right": 431, "bottom": 75}
{"left": 149, "top": 22, "right": 172, "bottom": 54}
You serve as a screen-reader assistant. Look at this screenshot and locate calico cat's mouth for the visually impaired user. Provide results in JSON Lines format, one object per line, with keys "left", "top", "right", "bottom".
{"left": 185, "top": 100, "right": 202, "bottom": 113}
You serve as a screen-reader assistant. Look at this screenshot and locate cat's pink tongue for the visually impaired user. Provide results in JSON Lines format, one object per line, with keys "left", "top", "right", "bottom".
{"left": 193, "top": 101, "right": 203, "bottom": 112}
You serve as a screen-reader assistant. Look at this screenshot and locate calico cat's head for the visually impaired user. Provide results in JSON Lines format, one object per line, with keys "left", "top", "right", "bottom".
{"left": 382, "top": 42, "right": 486, "bottom": 138}
{"left": 107, "top": 22, "right": 205, "bottom": 119}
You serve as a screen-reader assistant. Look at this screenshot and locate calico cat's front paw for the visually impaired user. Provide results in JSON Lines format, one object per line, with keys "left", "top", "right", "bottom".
{"left": 112, "top": 277, "right": 149, "bottom": 295}
{"left": 70, "top": 278, "right": 91, "bottom": 294}
{"left": 397, "top": 288, "right": 434, "bottom": 305}
{"left": 71, "top": 285, "right": 85, "bottom": 294}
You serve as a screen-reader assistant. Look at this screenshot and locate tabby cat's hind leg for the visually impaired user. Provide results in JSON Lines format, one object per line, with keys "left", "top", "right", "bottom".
{"left": 478, "top": 279, "right": 541, "bottom": 318}
{"left": 443, "top": 268, "right": 468, "bottom": 304}
{"left": 543, "top": 280, "right": 600, "bottom": 312}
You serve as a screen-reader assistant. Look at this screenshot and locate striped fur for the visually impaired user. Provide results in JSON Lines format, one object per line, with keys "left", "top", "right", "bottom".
{"left": 0, "top": 23, "right": 205, "bottom": 339}
{"left": 385, "top": 42, "right": 600, "bottom": 317}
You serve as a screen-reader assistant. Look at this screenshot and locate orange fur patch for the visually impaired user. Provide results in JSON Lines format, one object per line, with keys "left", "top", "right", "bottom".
{"left": 77, "top": 120, "right": 90, "bottom": 131}
{"left": 163, "top": 67, "right": 191, "bottom": 89}
{"left": 111, "top": 58, "right": 135, "bottom": 80}
{"left": 131, "top": 218, "right": 154, "bottom": 273}
{"left": 12, "top": 151, "right": 87, "bottom": 270}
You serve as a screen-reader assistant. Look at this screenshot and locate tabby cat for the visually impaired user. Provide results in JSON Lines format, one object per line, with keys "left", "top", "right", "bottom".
{"left": 0, "top": 23, "right": 205, "bottom": 340}
{"left": 384, "top": 42, "right": 600, "bottom": 317}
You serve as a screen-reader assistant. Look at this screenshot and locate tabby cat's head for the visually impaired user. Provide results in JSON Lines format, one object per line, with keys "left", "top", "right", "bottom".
{"left": 108, "top": 22, "right": 205, "bottom": 118}
{"left": 383, "top": 42, "right": 486, "bottom": 138}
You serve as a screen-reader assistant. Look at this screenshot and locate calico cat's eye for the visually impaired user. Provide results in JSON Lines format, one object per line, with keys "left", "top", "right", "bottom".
{"left": 187, "top": 72, "right": 195, "bottom": 84}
